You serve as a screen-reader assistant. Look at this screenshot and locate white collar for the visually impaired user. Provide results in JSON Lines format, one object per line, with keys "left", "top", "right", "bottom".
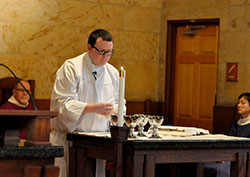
{"left": 8, "top": 95, "right": 29, "bottom": 108}
{"left": 92, "top": 63, "right": 105, "bottom": 75}
{"left": 86, "top": 52, "right": 105, "bottom": 80}
{"left": 237, "top": 115, "right": 250, "bottom": 126}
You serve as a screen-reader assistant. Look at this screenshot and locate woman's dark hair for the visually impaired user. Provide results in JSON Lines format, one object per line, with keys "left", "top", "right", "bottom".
{"left": 238, "top": 92, "right": 250, "bottom": 104}
{"left": 88, "top": 29, "right": 113, "bottom": 47}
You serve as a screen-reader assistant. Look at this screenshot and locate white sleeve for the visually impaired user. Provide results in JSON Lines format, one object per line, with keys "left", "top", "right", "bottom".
{"left": 50, "top": 60, "right": 86, "bottom": 131}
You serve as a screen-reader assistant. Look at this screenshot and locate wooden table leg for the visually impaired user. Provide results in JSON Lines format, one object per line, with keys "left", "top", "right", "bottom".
{"left": 69, "top": 147, "right": 77, "bottom": 177}
{"left": 247, "top": 153, "right": 250, "bottom": 177}
{"left": 231, "top": 152, "right": 247, "bottom": 177}
{"left": 145, "top": 155, "right": 155, "bottom": 177}
{"left": 125, "top": 154, "right": 144, "bottom": 177}
{"left": 196, "top": 163, "right": 204, "bottom": 177}
{"left": 69, "top": 146, "right": 95, "bottom": 177}
{"left": 76, "top": 147, "right": 95, "bottom": 177}
{"left": 113, "top": 142, "right": 123, "bottom": 177}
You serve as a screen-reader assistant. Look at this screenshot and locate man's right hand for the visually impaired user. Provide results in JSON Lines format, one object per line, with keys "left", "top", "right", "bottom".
{"left": 83, "top": 103, "right": 114, "bottom": 117}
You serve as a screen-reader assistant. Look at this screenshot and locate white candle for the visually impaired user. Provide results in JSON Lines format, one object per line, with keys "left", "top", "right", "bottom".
{"left": 117, "top": 66, "right": 126, "bottom": 127}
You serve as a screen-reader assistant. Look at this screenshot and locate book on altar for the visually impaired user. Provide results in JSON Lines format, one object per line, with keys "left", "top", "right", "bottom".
{"left": 158, "top": 125, "right": 210, "bottom": 137}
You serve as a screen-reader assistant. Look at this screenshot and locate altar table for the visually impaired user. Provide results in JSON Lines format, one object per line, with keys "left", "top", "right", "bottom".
{"left": 67, "top": 132, "right": 250, "bottom": 177}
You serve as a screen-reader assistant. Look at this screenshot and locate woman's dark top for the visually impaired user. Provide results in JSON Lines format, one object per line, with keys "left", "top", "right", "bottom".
{"left": 226, "top": 120, "right": 250, "bottom": 138}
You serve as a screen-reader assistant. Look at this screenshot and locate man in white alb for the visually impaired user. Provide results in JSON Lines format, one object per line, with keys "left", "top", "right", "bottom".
{"left": 50, "top": 29, "right": 125, "bottom": 177}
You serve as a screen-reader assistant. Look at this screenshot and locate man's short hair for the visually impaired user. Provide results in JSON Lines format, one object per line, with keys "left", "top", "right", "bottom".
{"left": 14, "top": 79, "right": 29, "bottom": 89}
{"left": 88, "top": 29, "right": 113, "bottom": 47}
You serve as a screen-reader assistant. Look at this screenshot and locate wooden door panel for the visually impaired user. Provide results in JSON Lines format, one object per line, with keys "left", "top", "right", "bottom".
{"left": 199, "top": 36, "right": 216, "bottom": 54}
{"left": 173, "top": 118, "right": 212, "bottom": 130}
{"left": 176, "top": 63, "right": 194, "bottom": 118}
{"left": 178, "top": 56, "right": 216, "bottom": 63}
{"left": 199, "top": 64, "right": 216, "bottom": 119}
{"left": 174, "top": 25, "right": 218, "bottom": 132}
{"left": 179, "top": 37, "right": 195, "bottom": 54}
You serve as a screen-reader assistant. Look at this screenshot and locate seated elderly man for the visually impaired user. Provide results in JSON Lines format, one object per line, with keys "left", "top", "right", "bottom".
{"left": 0, "top": 80, "right": 34, "bottom": 141}
{"left": 0, "top": 79, "right": 34, "bottom": 110}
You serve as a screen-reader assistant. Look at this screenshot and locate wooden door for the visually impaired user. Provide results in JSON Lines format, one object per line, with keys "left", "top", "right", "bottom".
{"left": 173, "top": 25, "right": 219, "bottom": 132}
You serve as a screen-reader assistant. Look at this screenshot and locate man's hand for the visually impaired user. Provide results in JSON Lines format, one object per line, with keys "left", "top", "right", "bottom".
{"left": 94, "top": 103, "right": 114, "bottom": 116}
{"left": 83, "top": 103, "right": 114, "bottom": 117}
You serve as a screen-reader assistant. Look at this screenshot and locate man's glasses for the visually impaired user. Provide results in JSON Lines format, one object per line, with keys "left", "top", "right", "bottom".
{"left": 92, "top": 46, "right": 114, "bottom": 56}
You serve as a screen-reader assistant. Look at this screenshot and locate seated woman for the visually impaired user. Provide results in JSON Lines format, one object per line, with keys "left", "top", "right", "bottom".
{"left": 205, "top": 92, "right": 250, "bottom": 177}
{"left": 227, "top": 92, "right": 250, "bottom": 137}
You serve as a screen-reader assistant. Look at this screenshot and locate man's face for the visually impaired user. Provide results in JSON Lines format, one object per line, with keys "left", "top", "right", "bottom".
{"left": 237, "top": 96, "right": 250, "bottom": 118}
{"left": 88, "top": 37, "right": 113, "bottom": 66}
{"left": 13, "top": 81, "right": 31, "bottom": 105}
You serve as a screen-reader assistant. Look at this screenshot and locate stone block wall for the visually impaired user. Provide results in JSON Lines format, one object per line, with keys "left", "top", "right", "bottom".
{"left": 0, "top": 0, "right": 162, "bottom": 101}
{"left": 1, "top": 0, "right": 250, "bottom": 106}
{"left": 161, "top": 0, "right": 250, "bottom": 105}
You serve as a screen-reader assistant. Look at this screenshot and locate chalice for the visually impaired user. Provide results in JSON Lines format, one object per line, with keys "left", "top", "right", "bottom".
{"left": 110, "top": 114, "right": 118, "bottom": 126}
{"left": 135, "top": 114, "right": 148, "bottom": 137}
{"left": 124, "top": 115, "right": 138, "bottom": 138}
{"left": 148, "top": 116, "right": 164, "bottom": 138}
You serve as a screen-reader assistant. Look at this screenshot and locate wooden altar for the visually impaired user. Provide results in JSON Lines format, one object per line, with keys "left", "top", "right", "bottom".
{"left": 67, "top": 132, "right": 250, "bottom": 177}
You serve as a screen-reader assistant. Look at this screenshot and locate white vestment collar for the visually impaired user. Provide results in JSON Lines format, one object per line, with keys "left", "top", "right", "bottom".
{"left": 85, "top": 52, "right": 105, "bottom": 80}
{"left": 237, "top": 115, "right": 250, "bottom": 126}
{"left": 8, "top": 95, "right": 29, "bottom": 108}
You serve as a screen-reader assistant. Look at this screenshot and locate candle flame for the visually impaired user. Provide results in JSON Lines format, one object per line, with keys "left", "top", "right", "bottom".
{"left": 119, "top": 66, "right": 126, "bottom": 77}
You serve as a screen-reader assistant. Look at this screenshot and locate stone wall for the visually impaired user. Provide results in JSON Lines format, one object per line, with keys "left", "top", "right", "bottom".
{"left": 1, "top": 0, "right": 250, "bottom": 106}
{"left": 0, "top": 0, "right": 162, "bottom": 101}
{"left": 161, "top": 0, "right": 250, "bottom": 105}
